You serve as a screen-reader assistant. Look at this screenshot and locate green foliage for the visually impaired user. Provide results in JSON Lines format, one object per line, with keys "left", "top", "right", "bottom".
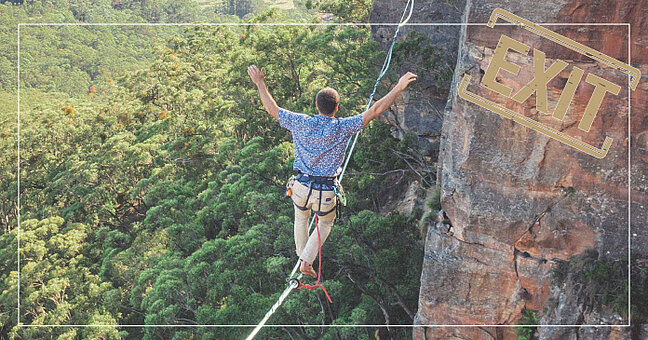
{"left": 1, "top": 0, "right": 317, "bottom": 96}
{"left": 515, "top": 308, "right": 538, "bottom": 340}
{"left": 1, "top": 1, "right": 185, "bottom": 95}
{"left": 551, "top": 250, "right": 639, "bottom": 322}
{"left": 347, "top": 128, "right": 433, "bottom": 215}
{"left": 632, "top": 266, "right": 648, "bottom": 324}
{"left": 418, "top": 186, "right": 441, "bottom": 237}
{"left": 562, "top": 186, "right": 576, "bottom": 198}
{"left": 0, "top": 2, "right": 433, "bottom": 339}
{"left": 0, "top": 217, "right": 127, "bottom": 339}
{"left": 308, "top": 0, "right": 372, "bottom": 22}
{"left": 426, "top": 186, "right": 441, "bottom": 212}
{"left": 109, "top": 0, "right": 204, "bottom": 22}
{"left": 393, "top": 30, "right": 454, "bottom": 93}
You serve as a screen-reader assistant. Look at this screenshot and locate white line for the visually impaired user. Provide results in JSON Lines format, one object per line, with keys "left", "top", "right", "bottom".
{"left": 15, "top": 20, "right": 635, "bottom": 329}
{"left": 17, "top": 22, "right": 21, "bottom": 327}
{"left": 20, "top": 324, "right": 632, "bottom": 327}
{"left": 627, "top": 22, "right": 631, "bottom": 326}
{"left": 17, "top": 22, "right": 629, "bottom": 26}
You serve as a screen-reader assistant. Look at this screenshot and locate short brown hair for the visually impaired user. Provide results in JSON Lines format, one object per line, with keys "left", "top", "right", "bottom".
{"left": 316, "top": 88, "right": 339, "bottom": 116}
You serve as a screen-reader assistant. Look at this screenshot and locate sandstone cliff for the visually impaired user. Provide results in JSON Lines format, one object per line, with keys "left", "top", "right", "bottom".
{"left": 370, "top": 0, "right": 648, "bottom": 339}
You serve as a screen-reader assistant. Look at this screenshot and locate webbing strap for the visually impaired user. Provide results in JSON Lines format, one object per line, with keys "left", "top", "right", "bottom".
{"left": 292, "top": 183, "right": 337, "bottom": 216}
{"left": 296, "top": 214, "right": 332, "bottom": 303}
{"left": 314, "top": 204, "right": 336, "bottom": 217}
{"left": 293, "top": 182, "right": 313, "bottom": 211}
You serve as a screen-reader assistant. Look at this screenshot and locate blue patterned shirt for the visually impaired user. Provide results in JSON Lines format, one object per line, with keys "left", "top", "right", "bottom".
{"left": 278, "top": 108, "right": 364, "bottom": 177}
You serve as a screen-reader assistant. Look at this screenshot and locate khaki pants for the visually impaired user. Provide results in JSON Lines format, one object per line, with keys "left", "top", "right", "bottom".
{"left": 290, "top": 180, "right": 337, "bottom": 264}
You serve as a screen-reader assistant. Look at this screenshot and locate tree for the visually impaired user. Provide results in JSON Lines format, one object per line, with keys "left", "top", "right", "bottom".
{"left": 0, "top": 216, "right": 126, "bottom": 339}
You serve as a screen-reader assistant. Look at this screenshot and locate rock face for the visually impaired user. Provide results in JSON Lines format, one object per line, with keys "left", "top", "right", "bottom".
{"left": 370, "top": 0, "right": 648, "bottom": 339}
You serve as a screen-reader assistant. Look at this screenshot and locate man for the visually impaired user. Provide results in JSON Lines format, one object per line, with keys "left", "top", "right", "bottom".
{"left": 247, "top": 65, "right": 417, "bottom": 278}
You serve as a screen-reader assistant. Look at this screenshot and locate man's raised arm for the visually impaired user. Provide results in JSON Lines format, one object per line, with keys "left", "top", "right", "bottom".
{"left": 362, "top": 72, "right": 417, "bottom": 127}
{"left": 248, "top": 65, "right": 280, "bottom": 119}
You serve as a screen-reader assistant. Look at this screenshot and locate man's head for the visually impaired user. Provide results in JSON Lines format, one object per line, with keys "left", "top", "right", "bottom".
{"left": 315, "top": 88, "right": 340, "bottom": 116}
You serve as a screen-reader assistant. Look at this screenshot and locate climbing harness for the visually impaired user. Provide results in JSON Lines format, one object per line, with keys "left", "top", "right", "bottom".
{"left": 285, "top": 175, "right": 296, "bottom": 197}
{"left": 245, "top": 0, "right": 414, "bottom": 337}
{"left": 288, "top": 173, "right": 339, "bottom": 216}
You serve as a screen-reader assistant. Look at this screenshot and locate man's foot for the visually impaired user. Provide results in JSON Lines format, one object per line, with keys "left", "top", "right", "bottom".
{"left": 300, "top": 259, "right": 317, "bottom": 278}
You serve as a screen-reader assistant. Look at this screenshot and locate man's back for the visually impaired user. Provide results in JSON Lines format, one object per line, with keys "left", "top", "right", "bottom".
{"left": 278, "top": 108, "right": 363, "bottom": 177}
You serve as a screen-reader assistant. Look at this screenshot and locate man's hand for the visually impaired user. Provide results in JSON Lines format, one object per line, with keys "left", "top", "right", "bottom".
{"left": 248, "top": 65, "right": 265, "bottom": 85}
{"left": 362, "top": 71, "right": 417, "bottom": 127}
{"left": 397, "top": 72, "right": 418, "bottom": 91}
{"left": 248, "top": 65, "right": 279, "bottom": 119}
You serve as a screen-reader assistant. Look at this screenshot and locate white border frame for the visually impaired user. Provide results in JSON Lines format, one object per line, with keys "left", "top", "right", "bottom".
{"left": 16, "top": 21, "right": 632, "bottom": 329}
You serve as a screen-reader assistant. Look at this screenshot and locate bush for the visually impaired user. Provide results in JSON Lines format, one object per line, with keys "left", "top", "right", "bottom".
{"left": 515, "top": 309, "right": 538, "bottom": 340}
{"left": 551, "top": 250, "right": 630, "bottom": 320}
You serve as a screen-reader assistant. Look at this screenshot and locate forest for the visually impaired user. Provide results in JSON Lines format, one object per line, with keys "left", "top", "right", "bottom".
{"left": 0, "top": 0, "right": 435, "bottom": 339}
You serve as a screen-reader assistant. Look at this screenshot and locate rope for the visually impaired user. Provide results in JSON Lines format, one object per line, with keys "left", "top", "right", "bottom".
{"left": 245, "top": 1, "right": 414, "bottom": 338}
{"left": 295, "top": 215, "right": 333, "bottom": 303}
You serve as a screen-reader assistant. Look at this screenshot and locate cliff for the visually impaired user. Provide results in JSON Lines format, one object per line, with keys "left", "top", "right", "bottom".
{"left": 370, "top": 0, "right": 648, "bottom": 339}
